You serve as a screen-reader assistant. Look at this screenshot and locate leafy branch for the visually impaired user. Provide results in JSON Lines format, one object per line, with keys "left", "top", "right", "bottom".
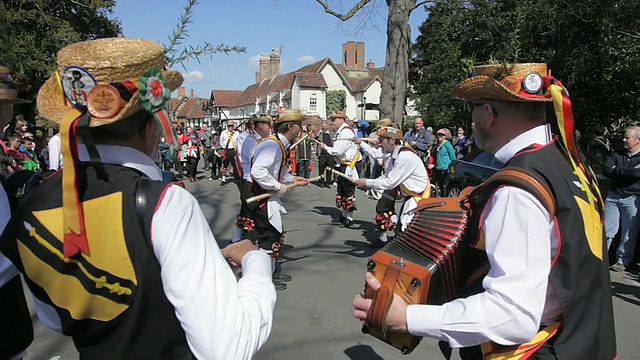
{"left": 164, "top": 0, "right": 246, "bottom": 69}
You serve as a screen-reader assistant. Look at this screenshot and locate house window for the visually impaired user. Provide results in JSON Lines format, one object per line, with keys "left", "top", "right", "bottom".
{"left": 309, "top": 96, "right": 317, "bottom": 112}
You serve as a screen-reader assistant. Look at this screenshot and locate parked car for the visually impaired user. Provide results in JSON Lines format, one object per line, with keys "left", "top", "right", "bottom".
{"left": 443, "top": 149, "right": 503, "bottom": 197}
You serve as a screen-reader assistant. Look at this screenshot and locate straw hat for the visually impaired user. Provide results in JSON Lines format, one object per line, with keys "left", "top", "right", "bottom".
{"left": 378, "top": 117, "right": 394, "bottom": 127}
{"left": 37, "top": 37, "right": 183, "bottom": 126}
{"left": 0, "top": 66, "right": 30, "bottom": 104}
{"left": 276, "top": 109, "right": 305, "bottom": 124}
{"left": 253, "top": 116, "right": 271, "bottom": 123}
{"left": 329, "top": 110, "right": 347, "bottom": 120}
{"left": 453, "top": 63, "right": 552, "bottom": 103}
{"left": 376, "top": 126, "right": 404, "bottom": 140}
{"left": 227, "top": 120, "right": 237, "bottom": 126}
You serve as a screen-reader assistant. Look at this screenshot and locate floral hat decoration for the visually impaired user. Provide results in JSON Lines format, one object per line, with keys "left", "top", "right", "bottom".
{"left": 36, "top": 37, "right": 184, "bottom": 258}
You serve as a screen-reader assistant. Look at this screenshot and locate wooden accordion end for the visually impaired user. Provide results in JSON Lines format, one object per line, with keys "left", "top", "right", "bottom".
{"left": 362, "top": 197, "right": 469, "bottom": 355}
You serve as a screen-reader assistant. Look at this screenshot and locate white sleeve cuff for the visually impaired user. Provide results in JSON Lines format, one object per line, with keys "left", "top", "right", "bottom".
{"left": 241, "top": 250, "right": 272, "bottom": 278}
{"left": 407, "top": 304, "right": 444, "bottom": 340}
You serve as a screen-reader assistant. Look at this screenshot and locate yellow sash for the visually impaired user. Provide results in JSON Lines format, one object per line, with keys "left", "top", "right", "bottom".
{"left": 480, "top": 322, "right": 561, "bottom": 360}
{"left": 399, "top": 183, "right": 431, "bottom": 202}
{"left": 341, "top": 150, "right": 360, "bottom": 168}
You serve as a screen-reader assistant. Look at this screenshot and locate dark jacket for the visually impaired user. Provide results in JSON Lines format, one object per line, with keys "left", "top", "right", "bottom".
{"left": 603, "top": 150, "right": 640, "bottom": 196}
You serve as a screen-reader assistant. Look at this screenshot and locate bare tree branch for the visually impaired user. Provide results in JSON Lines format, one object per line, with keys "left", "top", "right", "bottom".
{"left": 69, "top": 0, "right": 91, "bottom": 8}
{"left": 315, "top": 0, "right": 373, "bottom": 20}
{"left": 615, "top": 29, "right": 640, "bottom": 39}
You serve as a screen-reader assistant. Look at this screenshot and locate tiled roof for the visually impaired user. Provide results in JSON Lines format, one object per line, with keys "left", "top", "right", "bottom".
{"left": 295, "top": 73, "right": 327, "bottom": 88}
{"left": 211, "top": 90, "right": 243, "bottom": 107}
{"left": 176, "top": 97, "right": 207, "bottom": 119}
{"left": 228, "top": 54, "right": 382, "bottom": 109}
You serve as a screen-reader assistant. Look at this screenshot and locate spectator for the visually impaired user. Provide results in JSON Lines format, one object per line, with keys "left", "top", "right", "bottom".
{"left": 603, "top": 125, "right": 640, "bottom": 272}
{"left": 452, "top": 126, "right": 468, "bottom": 158}
{"left": 432, "top": 128, "right": 456, "bottom": 194}
{"left": 404, "top": 116, "right": 432, "bottom": 159}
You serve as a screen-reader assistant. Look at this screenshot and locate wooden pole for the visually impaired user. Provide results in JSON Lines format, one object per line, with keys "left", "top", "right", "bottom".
{"left": 290, "top": 133, "right": 309, "bottom": 149}
{"left": 246, "top": 175, "right": 324, "bottom": 203}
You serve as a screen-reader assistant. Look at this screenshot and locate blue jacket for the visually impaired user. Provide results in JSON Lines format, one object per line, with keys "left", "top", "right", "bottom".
{"left": 603, "top": 150, "right": 640, "bottom": 196}
{"left": 435, "top": 140, "right": 456, "bottom": 170}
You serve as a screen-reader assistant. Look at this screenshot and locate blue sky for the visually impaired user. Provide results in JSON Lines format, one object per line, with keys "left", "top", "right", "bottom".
{"left": 113, "top": 0, "right": 427, "bottom": 97}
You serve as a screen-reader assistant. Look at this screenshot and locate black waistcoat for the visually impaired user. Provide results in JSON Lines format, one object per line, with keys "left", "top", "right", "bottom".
{"left": 0, "top": 164, "right": 194, "bottom": 359}
{"left": 460, "top": 140, "right": 616, "bottom": 359}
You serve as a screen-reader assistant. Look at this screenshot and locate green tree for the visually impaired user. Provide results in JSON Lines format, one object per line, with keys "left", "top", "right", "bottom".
{"left": 326, "top": 89, "right": 346, "bottom": 114}
{"left": 0, "top": 0, "right": 122, "bottom": 101}
{"left": 410, "top": 0, "right": 640, "bottom": 135}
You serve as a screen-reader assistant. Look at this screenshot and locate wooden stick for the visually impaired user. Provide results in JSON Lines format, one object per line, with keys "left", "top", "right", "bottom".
{"left": 330, "top": 168, "right": 395, "bottom": 201}
{"left": 333, "top": 137, "right": 377, "bottom": 142}
{"left": 290, "top": 133, "right": 309, "bottom": 149}
{"left": 330, "top": 168, "right": 355, "bottom": 181}
{"left": 310, "top": 137, "right": 324, "bottom": 146}
{"left": 246, "top": 175, "right": 324, "bottom": 203}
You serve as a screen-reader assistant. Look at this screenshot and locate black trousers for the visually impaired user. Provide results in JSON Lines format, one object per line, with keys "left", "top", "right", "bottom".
{"left": 186, "top": 157, "right": 198, "bottom": 179}
{"left": 222, "top": 149, "right": 241, "bottom": 181}
{"left": 210, "top": 154, "right": 222, "bottom": 178}
{"left": 253, "top": 200, "right": 283, "bottom": 255}
{"left": 336, "top": 163, "right": 361, "bottom": 198}
{"left": 318, "top": 153, "right": 335, "bottom": 184}
{"left": 238, "top": 179, "right": 258, "bottom": 218}
{"left": 297, "top": 159, "right": 310, "bottom": 178}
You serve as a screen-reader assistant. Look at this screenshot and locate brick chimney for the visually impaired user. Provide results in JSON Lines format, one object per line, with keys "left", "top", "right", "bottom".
{"left": 178, "top": 86, "right": 186, "bottom": 97}
{"left": 269, "top": 48, "right": 280, "bottom": 80}
{"left": 256, "top": 53, "right": 269, "bottom": 83}
{"left": 342, "top": 41, "right": 356, "bottom": 67}
{"left": 190, "top": 89, "right": 194, "bottom": 98}
{"left": 367, "top": 58, "right": 375, "bottom": 68}
{"left": 356, "top": 42, "right": 365, "bottom": 67}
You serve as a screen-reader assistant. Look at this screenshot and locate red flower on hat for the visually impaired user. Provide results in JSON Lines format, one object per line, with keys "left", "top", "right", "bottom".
{"left": 139, "top": 67, "right": 170, "bottom": 112}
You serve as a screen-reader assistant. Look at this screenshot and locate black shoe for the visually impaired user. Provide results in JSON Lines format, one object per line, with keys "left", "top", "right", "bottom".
{"left": 220, "top": 181, "right": 226, "bottom": 186}
{"left": 273, "top": 273, "right": 292, "bottom": 282}
{"left": 338, "top": 215, "right": 346, "bottom": 223}
{"left": 274, "top": 281, "right": 287, "bottom": 291}
{"left": 370, "top": 239, "right": 386, "bottom": 248}
{"left": 342, "top": 218, "right": 353, "bottom": 228}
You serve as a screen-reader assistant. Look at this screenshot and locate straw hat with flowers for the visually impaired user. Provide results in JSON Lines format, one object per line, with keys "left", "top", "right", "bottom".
{"left": 376, "top": 126, "right": 404, "bottom": 140}
{"left": 38, "top": 37, "right": 183, "bottom": 127}
{"left": 453, "top": 63, "right": 553, "bottom": 103}
{"left": 329, "top": 110, "right": 348, "bottom": 120}
{"left": 38, "top": 37, "right": 184, "bottom": 258}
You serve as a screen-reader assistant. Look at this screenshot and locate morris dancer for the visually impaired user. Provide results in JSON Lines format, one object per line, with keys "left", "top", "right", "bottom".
{"left": 353, "top": 126, "right": 430, "bottom": 248}
{"left": 319, "top": 111, "right": 362, "bottom": 227}
{"left": 251, "top": 109, "right": 308, "bottom": 290}
{"left": 220, "top": 120, "right": 240, "bottom": 186}
{"left": 0, "top": 37, "right": 276, "bottom": 359}
{"left": 353, "top": 62, "right": 616, "bottom": 359}
{"left": 232, "top": 116, "right": 272, "bottom": 243}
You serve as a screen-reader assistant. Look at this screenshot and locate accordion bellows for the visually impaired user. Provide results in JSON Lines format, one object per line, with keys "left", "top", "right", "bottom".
{"left": 363, "top": 197, "right": 469, "bottom": 355}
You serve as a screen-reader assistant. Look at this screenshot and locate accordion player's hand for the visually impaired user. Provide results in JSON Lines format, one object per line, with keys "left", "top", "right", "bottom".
{"left": 352, "top": 272, "right": 408, "bottom": 333}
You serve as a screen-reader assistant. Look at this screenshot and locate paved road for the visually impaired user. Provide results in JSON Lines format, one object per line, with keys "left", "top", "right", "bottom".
{"left": 22, "top": 167, "right": 640, "bottom": 360}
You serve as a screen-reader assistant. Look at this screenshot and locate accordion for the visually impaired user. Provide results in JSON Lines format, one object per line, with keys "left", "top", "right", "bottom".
{"left": 362, "top": 196, "right": 469, "bottom": 355}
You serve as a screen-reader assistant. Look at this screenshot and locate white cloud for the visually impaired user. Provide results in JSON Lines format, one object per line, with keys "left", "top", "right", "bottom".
{"left": 184, "top": 70, "right": 205, "bottom": 83}
{"left": 248, "top": 55, "right": 260, "bottom": 70}
{"left": 298, "top": 55, "right": 316, "bottom": 63}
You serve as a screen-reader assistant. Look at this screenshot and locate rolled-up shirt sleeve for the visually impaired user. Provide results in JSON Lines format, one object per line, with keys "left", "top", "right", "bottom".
{"left": 406, "top": 187, "right": 552, "bottom": 347}
{"left": 152, "top": 185, "right": 276, "bottom": 360}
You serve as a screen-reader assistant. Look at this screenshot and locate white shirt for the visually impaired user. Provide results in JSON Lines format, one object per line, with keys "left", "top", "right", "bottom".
{"left": 250, "top": 134, "right": 293, "bottom": 192}
{"left": 323, "top": 123, "right": 360, "bottom": 162}
{"left": 35, "top": 144, "right": 277, "bottom": 360}
{"left": 407, "top": 124, "right": 560, "bottom": 347}
{"left": 220, "top": 130, "right": 240, "bottom": 150}
{"left": 48, "top": 133, "right": 62, "bottom": 170}
{"left": 365, "top": 145, "right": 428, "bottom": 195}
{"left": 240, "top": 133, "right": 261, "bottom": 181}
